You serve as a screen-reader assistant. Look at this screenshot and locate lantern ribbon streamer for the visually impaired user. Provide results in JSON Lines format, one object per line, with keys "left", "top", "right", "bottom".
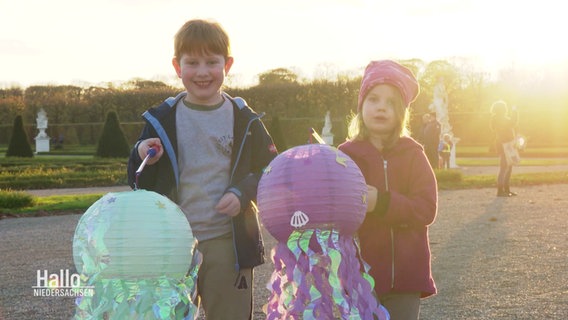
{"left": 73, "top": 191, "right": 200, "bottom": 319}
{"left": 74, "top": 249, "right": 201, "bottom": 320}
{"left": 265, "top": 228, "right": 390, "bottom": 320}
{"left": 74, "top": 272, "right": 199, "bottom": 319}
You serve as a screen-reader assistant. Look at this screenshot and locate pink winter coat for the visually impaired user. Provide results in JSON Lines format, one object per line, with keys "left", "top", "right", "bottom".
{"left": 338, "top": 137, "right": 437, "bottom": 298}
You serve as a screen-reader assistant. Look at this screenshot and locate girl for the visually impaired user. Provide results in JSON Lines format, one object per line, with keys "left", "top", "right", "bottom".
{"left": 338, "top": 60, "right": 437, "bottom": 320}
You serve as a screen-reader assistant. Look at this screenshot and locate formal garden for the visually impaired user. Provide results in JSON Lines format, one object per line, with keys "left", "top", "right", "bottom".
{"left": 1, "top": 60, "right": 568, "bottom": 215}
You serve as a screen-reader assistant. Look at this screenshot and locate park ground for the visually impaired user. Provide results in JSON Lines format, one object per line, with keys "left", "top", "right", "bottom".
{"left": 1, "top": 164, "right": 567, "bottom": 319}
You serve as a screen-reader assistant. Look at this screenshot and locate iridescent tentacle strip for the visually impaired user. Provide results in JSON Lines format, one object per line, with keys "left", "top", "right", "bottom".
{"left": 265, "top": 228, "right": 388, "bottom": 319}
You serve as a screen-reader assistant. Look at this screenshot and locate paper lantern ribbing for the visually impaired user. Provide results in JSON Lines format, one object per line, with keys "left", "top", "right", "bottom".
{"left": 257, "top": 144, "right": 389, "bottom": 320}
{"left": 72, "top": 190, "right": 200, "bottom": 319}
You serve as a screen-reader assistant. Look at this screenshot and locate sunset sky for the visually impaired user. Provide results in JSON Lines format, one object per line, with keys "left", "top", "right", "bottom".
{"left": 1, "top": 0, "right": 566, "bottom": 88}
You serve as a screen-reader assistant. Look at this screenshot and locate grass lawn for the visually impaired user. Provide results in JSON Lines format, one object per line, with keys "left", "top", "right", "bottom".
{"left": 1, "top": 144, "right": 567, "bottom": 217}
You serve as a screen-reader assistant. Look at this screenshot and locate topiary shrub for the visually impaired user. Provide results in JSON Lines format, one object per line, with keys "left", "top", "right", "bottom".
{"left": 6, "top": 115, "right": 34, "bottom": 158}
{"left": 95, "top": 111, "right": 131, "bottom": 158}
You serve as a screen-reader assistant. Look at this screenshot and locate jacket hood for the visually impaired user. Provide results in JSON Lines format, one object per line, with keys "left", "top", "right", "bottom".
{"left": 146, "top": 91, "right": 260, "bottom": 123}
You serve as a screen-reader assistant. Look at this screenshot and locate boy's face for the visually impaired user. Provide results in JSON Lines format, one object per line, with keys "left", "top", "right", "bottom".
{"left": 172, "top": 52, "right": 233, "bottom": 105}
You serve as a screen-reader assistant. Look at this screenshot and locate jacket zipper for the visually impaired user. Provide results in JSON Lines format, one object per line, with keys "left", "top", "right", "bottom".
{"left": 230, "top": 113, "right": 265, "bottom": 271}
{"left": 383, "top": 159, "right": 395, "bottom": 289}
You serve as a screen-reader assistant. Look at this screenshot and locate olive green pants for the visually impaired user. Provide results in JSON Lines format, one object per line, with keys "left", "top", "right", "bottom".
{"left": 380, "top": 292, "right": 421, "bottom": 320}
{"left": 196, "top": 233, "right": 253, "bottom": 320}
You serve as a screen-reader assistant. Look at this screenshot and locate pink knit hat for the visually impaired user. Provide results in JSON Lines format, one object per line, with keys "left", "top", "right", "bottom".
{"left": 357, "top": 60, "right": 419, "bottom": 112}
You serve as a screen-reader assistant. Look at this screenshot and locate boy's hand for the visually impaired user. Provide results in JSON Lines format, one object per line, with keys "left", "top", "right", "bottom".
{"left": 215, "top": 192, "right": 241, "bottom": 217}
{"left": 137, "top": 138, "right": 163, "bottom": 165}
{"left": 366, "top": 185, "right": 378, "bottom": 212}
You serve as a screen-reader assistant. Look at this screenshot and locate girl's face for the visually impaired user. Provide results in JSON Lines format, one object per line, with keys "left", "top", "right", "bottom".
{"left": 172, "top": 52, "right": 233, "bottom": 105}
{"left": 361, "top": 84, "right": 401, "bottom": 138}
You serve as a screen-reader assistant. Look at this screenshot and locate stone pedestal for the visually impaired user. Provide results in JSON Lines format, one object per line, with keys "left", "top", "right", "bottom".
{"left": 450, "top": 137, "right": 460, "bottom": 168}
{"left": 35, "top": 108, "right": 50, "bottom": 153}
{"left": 35, "top": 137, "right": 50, "bottom": 153}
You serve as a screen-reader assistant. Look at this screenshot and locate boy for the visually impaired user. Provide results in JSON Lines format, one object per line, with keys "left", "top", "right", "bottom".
{"left": 127, "top": 19, "right": 277, "bottom": 319}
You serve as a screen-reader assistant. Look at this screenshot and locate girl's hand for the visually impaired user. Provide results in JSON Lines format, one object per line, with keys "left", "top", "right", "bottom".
{"left": 215, "top": 192, "right": 241, "bottom": 217}
{"left": 137, "top": 138, "right": 163, "bottom": 165}
{"left": 366, "top": 185, "right": 378, "bottom": 212}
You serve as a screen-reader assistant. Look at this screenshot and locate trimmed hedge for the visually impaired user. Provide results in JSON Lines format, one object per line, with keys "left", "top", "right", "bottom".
{"left": 0, "top": 190, "right": 35, "bottom": 209}
{"left": 0, "top": 158, "right": 128, "bottom": 190}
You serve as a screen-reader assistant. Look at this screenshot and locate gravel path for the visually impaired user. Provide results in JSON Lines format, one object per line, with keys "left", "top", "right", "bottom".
{"left": 2, "top": 183, "right": 567, "bottom": 319}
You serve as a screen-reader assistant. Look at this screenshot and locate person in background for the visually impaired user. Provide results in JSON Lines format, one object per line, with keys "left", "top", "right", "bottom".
{"left": 416, "top": 113, "right": 431, "bottom": 145}
{"left": 490, "top": 100, "right": 519, "bottom": 197}
{"left": 438, "top": 133, "right": 452, "bottom": 170}
{"left": 422, "top": 112, "right": 441, "bottom": 169}
{"left": 127, "top": 19, "right": 278, "bottom": 319}
{"left": 339, "top": 60, "right": 437, "bottom": 320}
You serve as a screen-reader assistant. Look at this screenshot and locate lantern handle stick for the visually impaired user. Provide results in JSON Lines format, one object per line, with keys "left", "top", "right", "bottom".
{"left": 134, "top": 147, "right": 157, "bottom": 190}
{"left": 136, "top": 147, "right": 157, "bottom": 175}
{"left": 310, "top": 128, "right": 326, "bottom": 144}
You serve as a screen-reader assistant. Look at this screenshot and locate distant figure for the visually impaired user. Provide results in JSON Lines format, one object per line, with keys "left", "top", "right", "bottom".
{"left": 55, "top": 134, "right": 64, "bottom": 149}
{"left": 438, "top": 133, "right": 452, "bottom": 170}
{"left": 490, "top": 100, "right": 519, "bottom": 197}
{"left": 417, "top": 113, "right": 430, "bottom": 144}
{"left": 422, "top": 112, "right": 441, "bottom": 169}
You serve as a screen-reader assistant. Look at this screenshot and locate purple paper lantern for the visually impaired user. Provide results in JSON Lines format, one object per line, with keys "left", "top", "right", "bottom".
{"left": 257, "top": 144, "right": 367, "bottom": 241}
{"left": 257, "top": 144, "right": 390, "bottom": 320}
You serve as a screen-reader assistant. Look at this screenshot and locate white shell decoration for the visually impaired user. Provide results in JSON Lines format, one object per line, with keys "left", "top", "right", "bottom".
{"left": 290, "top": 210, "right": 310, "bottom": 228}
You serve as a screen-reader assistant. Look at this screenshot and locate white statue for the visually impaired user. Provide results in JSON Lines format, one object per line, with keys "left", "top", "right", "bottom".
{"left": 429, "top": 77, "right": 451, "bottom": 135}
{"left": 37, "top": 109, "right": 47, "bottom": 129}
{"left": 321, "top": 111, "right": 334, "bottom": 145}
{"left": 429, "top": 77, "right": 459, "bottom": 168}
{"left": 35, "top": 108, "right": 50, "bottom": 152}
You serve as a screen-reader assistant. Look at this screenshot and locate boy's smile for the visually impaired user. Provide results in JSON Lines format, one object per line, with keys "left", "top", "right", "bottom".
{"left": 194, "top": 80, "right": 213, "bottom": 88}
{"left": 172, "top": 52, "right": 234, "bottom": 105}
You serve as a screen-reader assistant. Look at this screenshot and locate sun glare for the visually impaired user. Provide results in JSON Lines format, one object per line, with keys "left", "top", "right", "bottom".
{"left": 1, "top": 0, "right": 566, "bottom": 87}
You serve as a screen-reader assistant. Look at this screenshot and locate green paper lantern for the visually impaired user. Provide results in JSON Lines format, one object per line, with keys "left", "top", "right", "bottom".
{"left": 73, "top": 190, "right": 195, "bottom": 280}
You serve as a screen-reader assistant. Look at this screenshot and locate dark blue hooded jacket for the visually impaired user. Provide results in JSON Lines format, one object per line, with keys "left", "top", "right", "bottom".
{"left": 127, "top": 92, "right": 277, "bottom": 269}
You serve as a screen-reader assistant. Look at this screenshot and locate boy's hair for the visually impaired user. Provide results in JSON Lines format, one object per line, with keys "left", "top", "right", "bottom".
{"left": 346, "top": 86, "right": 411, "bottom": 147}
{"left": 173, "top": 19, "right": 231, "bottom": 62}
